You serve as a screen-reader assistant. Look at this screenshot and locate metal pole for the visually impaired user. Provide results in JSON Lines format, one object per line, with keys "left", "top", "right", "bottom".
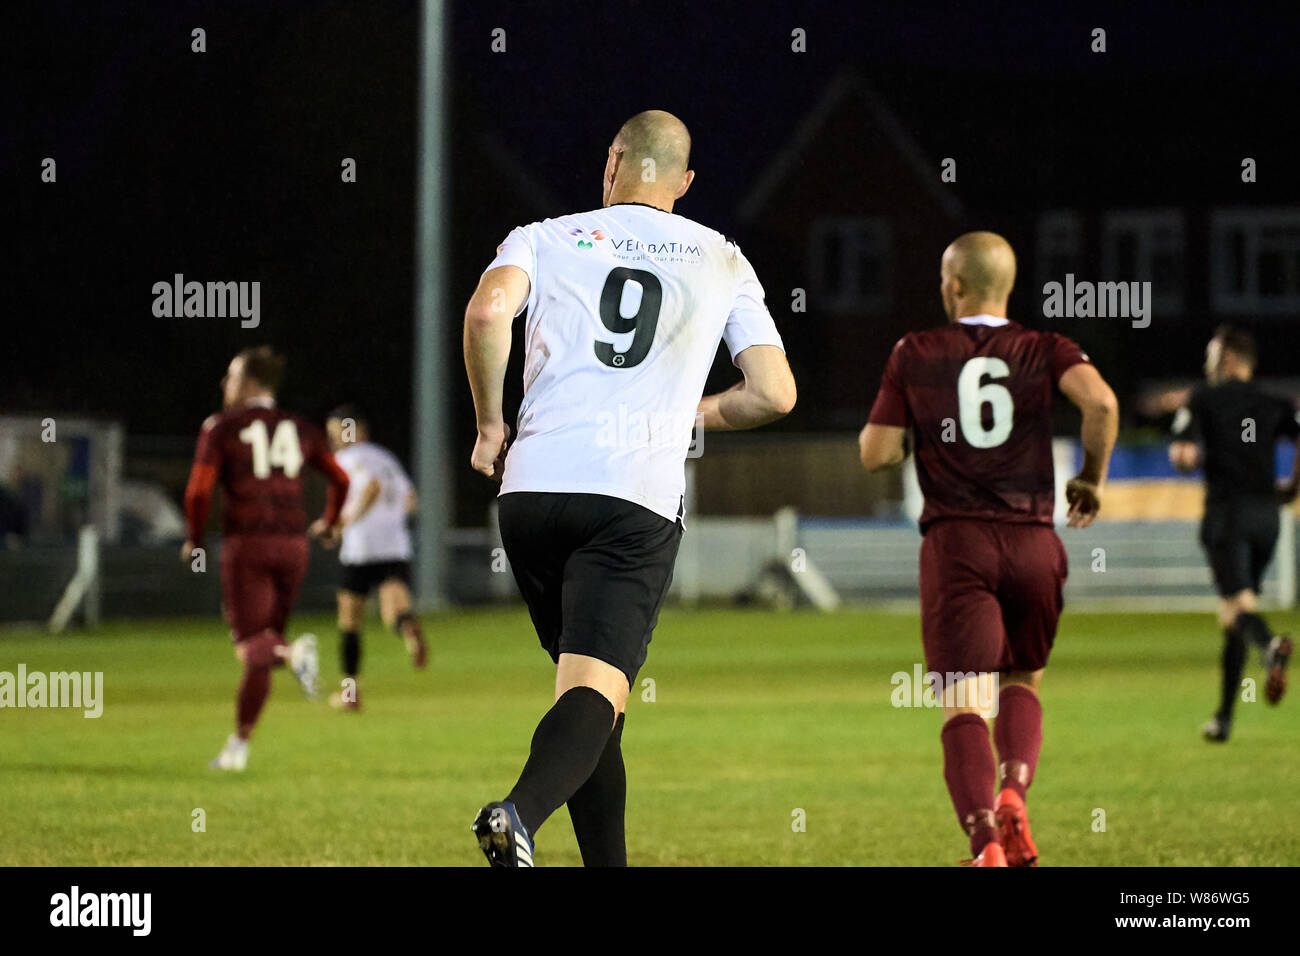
{"left": 414, "top": 0, "right": 450, "bottom": 609}
{"left": 1278, "top": 505, "right": 1296, "bottom": 609}
{"left": 678, "top": 461, "right": 700, "bottom": 605}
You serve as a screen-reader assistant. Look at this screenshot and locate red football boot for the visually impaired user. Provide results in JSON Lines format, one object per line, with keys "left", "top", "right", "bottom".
{"left": 1265, "top": 635, "right": 1292, "bottom": 706}
{"left": 995, "top": 788, "right": 1039, "bottom": 867}
{"left": 400, "top": 619, "right": 428, "bottom": 670}
{"left": 964, "top": 842, "right": 1008, "bottom": 867}
{"left": 329, "top": 683, "right": 361, "bottom": 712}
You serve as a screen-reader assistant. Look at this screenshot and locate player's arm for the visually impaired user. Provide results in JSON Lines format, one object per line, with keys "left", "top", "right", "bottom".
{"left": 1168, "top": 441, "right": 1199, "bottom": 472}
{"left": 181, "top": 463, "right": 217, "bottom": 563}
{"left": 406, "top": 486, "right": 419, "bottom": 515}
{"left": 699, "top": 250, "right": 795, "bottom": 431}
{"left": 859, "top": 338, "right": 910, "bottom": 472}
{"left": 697, "top": 346, "right": 796, "bottom": 430}
{"left": 464, "top": 264, "right": 529, "bottom": 480}
{"left": 1136, "top": 385, "right": 1192, "bottom": 418}
{"left": 859, "top": 424, "right": 908, "bottom": 472}
{"left": 1167, "top": 391, "right": 1201, "bottom": 473}
{"left": 181, "top": 418, "right": 221, "bottom": 564}
{"left": 1169, "top": 441, "right": 1200, "bottom": 472}
{"left": 1059, "top": 363, "right": 1119, "bottom": 528}
{"left": 306, "top": 446, "right": 351, "bottom": 546}
{"left": 342, "top": 478, "right": 382, "bottom": 527}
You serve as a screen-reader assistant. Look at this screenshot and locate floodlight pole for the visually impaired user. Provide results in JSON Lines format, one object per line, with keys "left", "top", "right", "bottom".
{"left": 414, "top": 0, "right": 451, "bottom": 609}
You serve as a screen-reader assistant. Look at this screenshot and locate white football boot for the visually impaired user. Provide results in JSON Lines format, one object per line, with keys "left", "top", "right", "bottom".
{"left": 289, "top": 633, "right": 319, "bottom": 700}
{"left": 209, "top": 734, "right": 249, "bottom": 771}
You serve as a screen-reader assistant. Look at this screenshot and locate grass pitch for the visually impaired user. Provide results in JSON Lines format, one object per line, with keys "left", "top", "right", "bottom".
{"left": 1, "top": 606, "right": 1297, "bottom": 866}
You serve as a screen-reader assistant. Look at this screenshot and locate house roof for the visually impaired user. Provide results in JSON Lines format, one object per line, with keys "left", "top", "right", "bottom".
{"left": 737, "top": 71, "right": 964, "bottom": 224}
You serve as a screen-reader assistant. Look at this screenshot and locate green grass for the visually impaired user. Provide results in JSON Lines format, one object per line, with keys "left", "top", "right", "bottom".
{"left": 1, "top": 606, "right": 1297, "bottom": 866}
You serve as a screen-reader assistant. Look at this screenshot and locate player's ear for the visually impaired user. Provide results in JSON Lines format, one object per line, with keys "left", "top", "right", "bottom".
{"left": 605, "top": 147, "right": 621, "bottom": 188}
{"left": 675, "top": 168, "right": 695, "bottom": 200}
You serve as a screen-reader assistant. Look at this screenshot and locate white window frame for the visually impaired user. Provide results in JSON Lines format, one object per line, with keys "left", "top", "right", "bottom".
{"left": 1035, "top": 210, "right": 1083, "bottom": 292}
{"left": 1211, "top": 208, "right": 1300, "bottom": 315}
{"left": 809, "top": 216, "right": 891, "bottom": 315}
{"left": 1101, "top": 208, "right": 1186, "bottom": 315}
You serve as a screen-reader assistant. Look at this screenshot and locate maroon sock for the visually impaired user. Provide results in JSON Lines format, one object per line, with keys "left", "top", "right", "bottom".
{"left": 241, "top": 630, "right": 281, "bottom": 669}
{"left": 394, "top": 611, "right": 422, "bottom": 640}
{"left": 993, "top": 685, "right": 1043, "bottom": 800}
{"left": 237, "top": 665, "right": 272, "bottom": 739}
{"left": 941, "top": 713, "right": 998, "bottom": 856}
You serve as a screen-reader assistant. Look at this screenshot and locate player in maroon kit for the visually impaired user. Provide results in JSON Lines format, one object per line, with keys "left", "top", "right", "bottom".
{"left": 859, "top": 232, "right": 1119, "bottom": 866}
{"left": 182, "top": 346, "right": 350, "bottom": 771}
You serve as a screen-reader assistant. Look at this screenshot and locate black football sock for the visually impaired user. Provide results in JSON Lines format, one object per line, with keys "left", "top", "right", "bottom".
{"left": 341, "top": 630, "right": 361, "bottom": 677}
{"left": 1234, "top": 611, "right": 1273, "bottom": 656}
{"left": 506, "top": 686, "right": 616, "bottom": 838}
{"left": 1217, "top": 627, "right": 1247, "bottom": 722}
{"left": 567, "top": 712, "right": 627, "bottom": 867}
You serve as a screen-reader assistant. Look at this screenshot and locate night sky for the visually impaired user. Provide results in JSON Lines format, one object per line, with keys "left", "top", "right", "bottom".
{"left": 9, "top": 1, "right": 1300, "bottom": 517}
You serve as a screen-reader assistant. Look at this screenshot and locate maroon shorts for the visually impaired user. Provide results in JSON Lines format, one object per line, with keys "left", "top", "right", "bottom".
{"left": 220, "top": 533, "right": 310, "bottom": 643}
{"left": 918, "top": 519, "right": 1067, "bottom": 678}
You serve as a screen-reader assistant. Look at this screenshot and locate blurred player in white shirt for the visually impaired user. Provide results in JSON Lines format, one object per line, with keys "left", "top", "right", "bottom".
{"left": 324, "top": 405, "right": 427, "bottom": 710}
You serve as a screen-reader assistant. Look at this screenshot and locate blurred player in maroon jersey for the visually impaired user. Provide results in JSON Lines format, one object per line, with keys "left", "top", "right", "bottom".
{"left": 182, "top": 346, "right": 350, "bottom": 771}
{"left": 860, "top": 232, "right": 1118, "bottom": 866}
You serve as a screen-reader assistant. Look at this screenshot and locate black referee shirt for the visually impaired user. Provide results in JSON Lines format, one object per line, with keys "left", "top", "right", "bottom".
{"left": 1173, "top": 380, "right": 1300, "bottom": 501}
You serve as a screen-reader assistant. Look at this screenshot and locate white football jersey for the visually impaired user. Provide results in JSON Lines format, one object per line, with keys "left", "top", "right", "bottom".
{"left": 334, "top": 441, "right": 413, "bottom": 565}
{"left": 484, "top": 203, "right": 785, "bottom": 522}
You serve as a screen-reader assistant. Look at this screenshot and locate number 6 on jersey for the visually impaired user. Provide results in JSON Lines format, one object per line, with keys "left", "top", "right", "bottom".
{"left": 957, "top": 357, "right": 1013, "bottom": 448}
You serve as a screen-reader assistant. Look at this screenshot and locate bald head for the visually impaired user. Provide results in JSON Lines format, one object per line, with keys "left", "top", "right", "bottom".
{"left": 603, "top": 110, "right": 694, "bottom": 210}
{"left": 939, "top": 231, "right": 1017, "bottom": 321}
{"left": 614, "top": 110, "right": 691, "bottom": 175}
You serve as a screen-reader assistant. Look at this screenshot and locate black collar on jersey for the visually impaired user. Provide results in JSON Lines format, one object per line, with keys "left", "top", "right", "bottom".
{"left": 608, "top": 201, "right": 673, "bottom": 214}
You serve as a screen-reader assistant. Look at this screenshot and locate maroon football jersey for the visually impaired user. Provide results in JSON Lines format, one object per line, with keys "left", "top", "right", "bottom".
{"left": 868, "top": 317, "right": 1088, "bottom": 531}
{"left": 193, "top": 402, "right": 336, "bottom": 537}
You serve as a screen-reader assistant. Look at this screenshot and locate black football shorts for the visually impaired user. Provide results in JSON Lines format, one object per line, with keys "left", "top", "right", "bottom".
{"left": 339, "top": 559, "right": 411, "bottom": 596}
{"left": 1200, "top": 496, "right": 1279, "bottom": 597}
{"left": 497, "top": 491, "right": 683, "bottom": 686}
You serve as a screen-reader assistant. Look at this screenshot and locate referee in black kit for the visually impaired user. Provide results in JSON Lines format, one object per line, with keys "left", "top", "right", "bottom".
{"left": 1170, "top": 326, "right": 1300, "bottom": 741}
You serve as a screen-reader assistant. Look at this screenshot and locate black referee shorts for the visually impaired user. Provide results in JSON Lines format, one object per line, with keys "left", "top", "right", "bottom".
{"left": 1199, "top": 497, "right": 1279, "bottom": 597}
{"left": 497, "top": 491, "right": 683, "bottom": 686}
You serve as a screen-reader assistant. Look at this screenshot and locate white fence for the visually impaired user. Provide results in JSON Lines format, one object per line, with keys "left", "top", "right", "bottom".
{"left": 660, "top": 511, "right": 1299, "bottom": 611}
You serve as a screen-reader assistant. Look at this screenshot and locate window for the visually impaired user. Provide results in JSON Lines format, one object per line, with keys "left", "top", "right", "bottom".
{"left": 1035, "top": 210, "right": 1083, "bottom": 292}
{"left": 809, "top": 217, "right": 891, "bottom": 315}
{"left": 1211, "top": 209, "right": 1300, "bottom": 315}
{"left": 1101, "top": 209, "right": 1185, "bottom": 315}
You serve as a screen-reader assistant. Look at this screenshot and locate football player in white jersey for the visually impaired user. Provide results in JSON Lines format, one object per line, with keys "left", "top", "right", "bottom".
{"left": 324, "top": 406, "right": 427, "bottom": 711}
{"left": 465, "top": 110, "right": 796, "bottom": 866}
